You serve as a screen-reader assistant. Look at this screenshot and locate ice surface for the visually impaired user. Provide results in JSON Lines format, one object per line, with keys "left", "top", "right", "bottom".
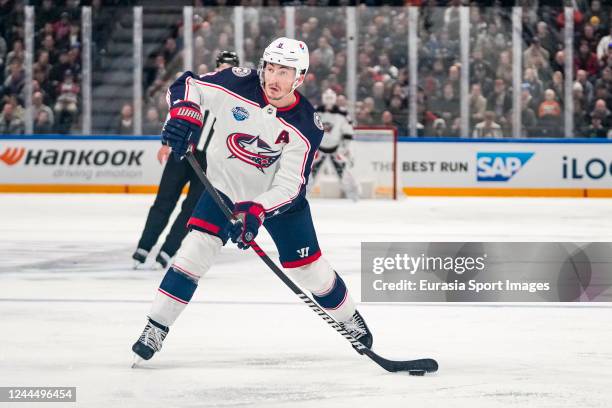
{"left": 1, "top": 194, "right": 611, "bottom": 407}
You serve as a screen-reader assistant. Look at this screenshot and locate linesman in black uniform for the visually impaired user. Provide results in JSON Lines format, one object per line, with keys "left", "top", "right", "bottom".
{"left": 132, "top": 51, "right": 240, "bottom": 269}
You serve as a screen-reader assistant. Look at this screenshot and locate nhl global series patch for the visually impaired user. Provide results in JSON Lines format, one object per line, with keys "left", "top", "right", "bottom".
{"left": 232, "top": 106, "right": 250, "bottom": 121}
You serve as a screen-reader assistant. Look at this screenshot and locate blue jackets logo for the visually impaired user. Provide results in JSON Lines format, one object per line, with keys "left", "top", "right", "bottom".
{"left": 226, "top": 133, "right": 281, "bottom": 173}
{"left": 232, "top": 106, "right": 249, "bottom": 121}
{"left": 477, "top": 152, "right": 534, "bottom": 182}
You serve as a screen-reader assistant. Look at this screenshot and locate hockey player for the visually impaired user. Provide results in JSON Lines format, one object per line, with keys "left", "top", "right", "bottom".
{"left": 132, "top": 38, "right": 372, "bottom": 363}
{"left": 131, "top": 51, "right": 240, "bottom": 269}
{"left": 311, "top": 88, "right": 360, "bottom": 200}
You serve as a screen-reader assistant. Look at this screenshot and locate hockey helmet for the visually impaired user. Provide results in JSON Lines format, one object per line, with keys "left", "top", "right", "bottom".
{"left": 258, "top": 37, "right": 309, "bottom": 92}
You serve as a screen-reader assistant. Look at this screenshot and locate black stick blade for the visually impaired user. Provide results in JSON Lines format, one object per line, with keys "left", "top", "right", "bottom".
{"left": 364, "top": 350, "right": 438, "bottom": 374}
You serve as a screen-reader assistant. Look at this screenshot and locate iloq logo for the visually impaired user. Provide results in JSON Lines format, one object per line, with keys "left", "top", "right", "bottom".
{"left": 0, "top": 147, "right": 26, "bottom": 165}
{"left": 563, "top": 156, "right": 612, "bottom": 180}
{"left": 477, "top": 152, "right": 534, "bottom": 182}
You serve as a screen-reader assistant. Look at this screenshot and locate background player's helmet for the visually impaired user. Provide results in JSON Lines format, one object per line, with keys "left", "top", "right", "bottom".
{"left": 258, "top": 37, "right": 309, "bottom": 92}
{"left": 322, "top": 88, "right": 337, "bottom": 109}
{"left": 216, "top": 50, "right": 240, "bottom": 68}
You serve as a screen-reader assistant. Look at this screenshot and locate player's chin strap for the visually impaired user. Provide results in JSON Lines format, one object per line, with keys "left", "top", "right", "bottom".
{"left": 184, "top": 147, "right": 438, "bottom": 375}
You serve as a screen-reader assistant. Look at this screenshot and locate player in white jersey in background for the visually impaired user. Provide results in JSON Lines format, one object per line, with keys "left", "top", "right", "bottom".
{"left": 311, "top": 88, "right": 360, "bottom": 200}
{"left": 132, "top": 37, "right": 373, "bottom": 364}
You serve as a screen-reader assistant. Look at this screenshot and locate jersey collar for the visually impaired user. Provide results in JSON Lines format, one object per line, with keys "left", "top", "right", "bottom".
{"left": 260, "top": 86, "right": 301, "bottom": 112}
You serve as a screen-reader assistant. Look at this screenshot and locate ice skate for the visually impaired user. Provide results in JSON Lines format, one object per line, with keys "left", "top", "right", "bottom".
{"left": 339, "top": 310, "right": 373, "bottom": 349}
{"left": 132, "top": 248, "right": 149, "bottom": 269}
{"left": 154, "top": 251, "right": 171, "bottom": 270}
{"left": 131, "top": 318, "right": 169, "bottom": 364}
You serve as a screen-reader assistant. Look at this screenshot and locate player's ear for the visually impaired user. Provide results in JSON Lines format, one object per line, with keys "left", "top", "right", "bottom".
{"left": 296, "top": 73, "right": 305, "bottom": 87}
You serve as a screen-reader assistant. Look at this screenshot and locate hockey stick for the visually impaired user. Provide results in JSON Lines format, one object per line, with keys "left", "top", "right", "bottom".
{"left": 185, "top": 150, "right": 438, "bottom": 375}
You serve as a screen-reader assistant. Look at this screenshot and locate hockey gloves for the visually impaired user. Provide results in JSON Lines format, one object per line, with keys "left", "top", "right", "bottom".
{"left": 161, "top": 101, "right": 203, "bottom": 159}
{"left": 229, "top": 201, "right": 265, "bottom": 250}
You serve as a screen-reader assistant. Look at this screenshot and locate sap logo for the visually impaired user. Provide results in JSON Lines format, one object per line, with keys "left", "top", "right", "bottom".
{"left": 476, "top": 152, "right": 534, "bottom": 182}
{"left": 232, "top": 106, "right": 249, "bottom": 121}
{"left": 0, "top": 147, "right": 26, "bottom": 165}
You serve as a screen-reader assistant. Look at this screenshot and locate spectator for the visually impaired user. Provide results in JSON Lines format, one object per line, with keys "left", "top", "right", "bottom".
{"left": 40, "top": 34, "right": 58, "bottom": 66}
{"left": 68, "top": 24, "right": 80, "bottom": 49}
{"left": 432, "top": 82, "right": 459, "bottom": 125}
{"left": 162, "top": 38, "right": 178, "bottom": 64}
{"left": 447, "top": 64, "right": 460, "bottom": 95}
{"left": 550, "top": 71, "right": 564, "bottom": 106}
{"left": 196, "top": 63, "right": 209, "bottom": 76}
{"left": 142, "top": 106, "right": 162, "bottom": 135}
{"left": 36, "top": 0, "right": 59, "bottom": 28}
{"left": 574, "top": 40, "right": 598, "bottom": 77}
{"left": 4, "top": 39, "right": 24, "bottom": 73}
{"left": 487, "top": 79, "right": 511, "bottom": 129}
{"left": 32, "top": 91, "right": 54, "bottom": 130}
{"left": 472, "top": 111, "right": 503, "bottom": 138}
{"left": 54, "top": 12, "right": 72, "bottom": 50}
{"left": 312, "top": 37, "right": 334, "bottom": 71}
{"left": 590, "top": 99, "right": 611, "bottom": 127}
{"left": 524, "top": 37, "right": 550, "bottom": 71}
{"left": 538, "top": 89, "right": 562, "bottom": 137}
{"left": 116, "top": 103, "right": 134, "bottom": 135}
{"left": 587, "top": 1, "right": 608, "bottom": 36}
{"left": 576, "top": 69, "right": 595, "bottom": 107}
{"left": 33, "top": 50, "right": 52, "bottom": 79}
{"left": 49, "top": 52, "right": 72, "bottom": 86}
{"left": 496, "top": 51, "right": 513, "bottom": 84}
{"left": 596, "top": 26, "right": 612, "bottom": 60}
{"left": 0, "top": 102, "right": 24, "bottom": 134}
{"left": 521, "top": 83, "right": 539, "bottom": 113}
{"left": 371, "top": 81, "right": 386, "bottom": 116}
{"left": 535, "top": 21, "right": 556, "bottom": 56}
{"left": 550, "top": 50, "right": 565, "bottom": 73}
{"left": 584, "top": 114, "right": 608, "bottom": 138}
{"left": 431, "top": 118, "right": 448, "bottom": 137}
{"left": 34, "top": 110, "right": 53, "bottom": 134}
{"left": 469, "top": 83, "right": 487, "bottom": 125}
{"left": 474, "top": 61, "right": 494, "bottom": 98}
{"left": 54, "top": 70, "right": 79, "bottom": 134}
{"left": 581, "top": 23, "right": 599, "bottom": 52}
{"left": 374, "top": 53, "right": 398, "bottom": 82}
{"left": 524, "top": 67, "right": 544, "bottom": 103}
{"left": 2, "top": 60, "right": 25, "bottom": 98}
{"left": 521, "top": 87, "right": 538, "bottom": 137}
{"left": 381, "top": 110, "right": 395, "bottom": 130}
{"left": 572, "top": 82, "right": 588, "bottom": 134}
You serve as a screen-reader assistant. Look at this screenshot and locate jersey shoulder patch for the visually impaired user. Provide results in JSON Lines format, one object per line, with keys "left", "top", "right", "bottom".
{"left": 313, "top": 112, "right": 324, "bottom": 130}
{"left": 232, "top": 67, "right": 252, "bottom": 77}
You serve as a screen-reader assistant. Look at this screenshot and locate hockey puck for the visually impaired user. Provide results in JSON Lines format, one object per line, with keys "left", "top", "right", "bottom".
{"left": 409, "top": 370, "right": 425, "bottom": 376}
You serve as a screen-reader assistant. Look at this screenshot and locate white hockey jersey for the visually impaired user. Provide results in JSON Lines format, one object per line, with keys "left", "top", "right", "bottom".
{"left": 315, "top": 105, "right": 354, "bottom": 151}
{"left": 167, "top": 67, "right": 324, "bottom": 216}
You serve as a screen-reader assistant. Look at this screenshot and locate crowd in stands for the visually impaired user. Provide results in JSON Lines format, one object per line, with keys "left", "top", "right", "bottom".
{"left": 2, "top": 0, "right": 612, "bottom": 138}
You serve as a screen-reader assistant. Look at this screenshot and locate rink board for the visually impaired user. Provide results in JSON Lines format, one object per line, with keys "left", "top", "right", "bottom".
{"left": 1, "top": 135, "right": 611, "bottom": 197}
{"left": 397, "top": 138, "right": 612, "bottom": 197}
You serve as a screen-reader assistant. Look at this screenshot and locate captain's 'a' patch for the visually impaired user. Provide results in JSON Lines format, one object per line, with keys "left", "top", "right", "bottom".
{"left": 314, "top": 112, "right": 324, "bottom": 130}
